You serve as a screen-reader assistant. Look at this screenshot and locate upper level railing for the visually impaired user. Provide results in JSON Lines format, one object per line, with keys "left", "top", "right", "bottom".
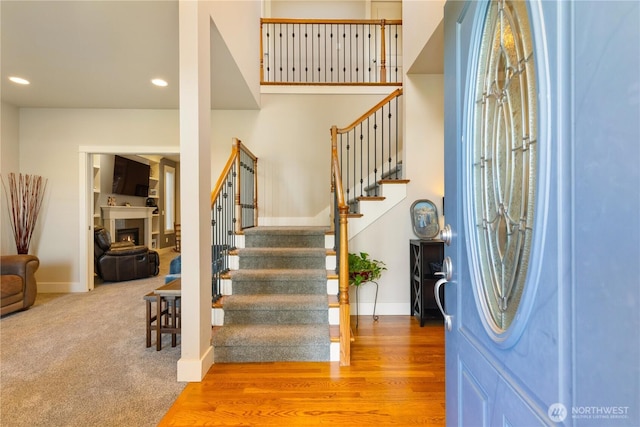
{"left": 333, "top": 88, "right": 404, "bottom": 212}
{"left": 210, "top": 138, "right": 258, "bottom": 302}
{"left": 261, "top": 18, "right": 402, "bottom": 85}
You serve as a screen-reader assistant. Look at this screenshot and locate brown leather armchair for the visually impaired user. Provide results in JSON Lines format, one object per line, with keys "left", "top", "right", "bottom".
{"left": 94, "top": 226, "right": 159, "bottom": 282}
{"left": 1, "top": 255, "right": 39, "bottom": 316}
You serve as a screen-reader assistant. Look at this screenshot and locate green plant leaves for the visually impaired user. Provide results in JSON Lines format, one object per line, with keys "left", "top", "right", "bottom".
{"left": 348, "top": 252, "right": 386, "bottom": 286}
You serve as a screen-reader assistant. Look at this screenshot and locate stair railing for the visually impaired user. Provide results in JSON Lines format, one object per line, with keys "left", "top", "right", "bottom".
{"left": 330, "top": 128, "right": 352, "bottom": 366}
{"left": 210, "top": 138, "right": 258, "bottom": 302}
{"left": 330, "top": 88, "right": 404, "bottom": 366}
{"left": 261, "top": 18, "right": 402, "bottom": 85}
{"left": 334, "top": 88, "right": 403, "bottom": 213}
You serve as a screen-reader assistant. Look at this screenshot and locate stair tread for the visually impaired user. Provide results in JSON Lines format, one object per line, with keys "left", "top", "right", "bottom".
{"left": 213, "top": 324, "right": 329, "bottom": 347}
{"left": 224, "top": 294, "right": 327, "bottom": 310}
{"left": 357, "top": 196, "right": 385, "bottom": 201}
{"left": 244, "top": 226, "right": 330, "bottom": 235}
{"left": 239, "top": 247, "right": 327, "bottom": 254}
{"left": 379, "top": 179, "right": 410, "bottom": 184}
{"left": 230, "top": 269, "right": 329, "bottom": 280}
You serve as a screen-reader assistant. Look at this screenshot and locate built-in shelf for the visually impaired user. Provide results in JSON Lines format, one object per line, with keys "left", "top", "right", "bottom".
{"left": 152, "top": 213, "right": 160, "bottom": 235}
{"left": 148, "top": 159, "right": 161, "bottom": 245}
{"left": 93, "top": 156, "right": 101, "bottom": 226}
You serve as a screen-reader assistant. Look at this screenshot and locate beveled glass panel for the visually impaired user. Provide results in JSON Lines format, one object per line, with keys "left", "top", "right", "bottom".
{"left": 471, "top": 0, "right": 537, "bottom": 331}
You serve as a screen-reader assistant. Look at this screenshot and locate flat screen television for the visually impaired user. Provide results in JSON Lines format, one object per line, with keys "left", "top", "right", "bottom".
{"left": 112, "top": 155, "right": 150, "bottom": 197}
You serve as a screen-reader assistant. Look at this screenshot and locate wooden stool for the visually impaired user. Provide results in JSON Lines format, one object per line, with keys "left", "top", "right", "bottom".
{"left": 160, "top": 293, "right": 181, "bottom": 348}
{"left": 144, "top": 279, "right": 182, "bottom": 350}
{"left": 144, "top": 291, "right": 168, "bottom": 350}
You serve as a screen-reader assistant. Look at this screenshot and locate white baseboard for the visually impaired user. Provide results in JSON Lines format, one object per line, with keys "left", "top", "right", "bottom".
{"left": 330, "top": 342, "right": 340, "bottom": 362}
{"left": 351, "top": 302, "right": 409, "bottom": 316}
{"left": 177, "top": 346, "right": 214, "bottom": 382}
{"left": 38, "top": 282, "right": 87, "bottom": 293}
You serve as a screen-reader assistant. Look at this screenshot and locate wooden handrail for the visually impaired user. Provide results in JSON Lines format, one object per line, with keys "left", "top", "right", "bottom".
{"left": 211, "top": 141, "right": 239, "bottom": 207}
{"left": 261, "top": 18, "right": 402, "bottom": 25}
{"left": 331, "top": 142, "right": 346, "bottom": 209}
{"left": 260, "top": 82, "right": 402, "bottom": 87}
{"left": 211, "top": 138, "right": 258, "bottom": 207}
{"left": 211, "top": 138, "right": 258, "bottom": 235}
{"left": 336, "top": 88, "right": 403, "bottom": 134}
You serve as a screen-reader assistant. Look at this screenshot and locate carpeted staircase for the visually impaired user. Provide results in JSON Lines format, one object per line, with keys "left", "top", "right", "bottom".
{"left": 212, "top": 226, "right": 332, "bottom": 363}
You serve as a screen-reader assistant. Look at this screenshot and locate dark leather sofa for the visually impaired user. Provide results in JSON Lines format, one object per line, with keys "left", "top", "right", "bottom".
{"left": 94, "top": 226, "right": 159, "bottom": 282}
{"left": 1, "top": 254, "right": 39, "bottom": 316}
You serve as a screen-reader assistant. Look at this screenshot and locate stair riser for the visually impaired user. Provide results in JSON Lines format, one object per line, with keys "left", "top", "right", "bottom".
{"left": 224, "top": 310, "right": 328, "bottom": 325}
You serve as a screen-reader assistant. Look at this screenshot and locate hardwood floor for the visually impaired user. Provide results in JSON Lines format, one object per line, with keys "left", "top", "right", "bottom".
{"left": 159, "top": 315, "right": 445, "bottom": 426}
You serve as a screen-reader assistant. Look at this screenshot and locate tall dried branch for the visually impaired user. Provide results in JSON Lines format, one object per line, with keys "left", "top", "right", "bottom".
{"left": 1, "top": 173, "right": 48, "bottom": 254}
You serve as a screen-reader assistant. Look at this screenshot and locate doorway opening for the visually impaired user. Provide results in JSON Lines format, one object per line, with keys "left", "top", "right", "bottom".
{"left": 79, "top": 146, "right": 180, "bottom": 291}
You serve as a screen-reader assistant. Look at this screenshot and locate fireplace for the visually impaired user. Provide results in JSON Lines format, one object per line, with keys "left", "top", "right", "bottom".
{"left": 116, "top": 228, "right": 140, "bottom": 245}
{"left": 101, "top": 206, "right": 154, "bottom": 247}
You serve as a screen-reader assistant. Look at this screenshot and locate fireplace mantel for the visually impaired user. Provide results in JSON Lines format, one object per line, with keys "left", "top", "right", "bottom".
{"left": 101, "top": 206, "right": 155, "bottom": 246}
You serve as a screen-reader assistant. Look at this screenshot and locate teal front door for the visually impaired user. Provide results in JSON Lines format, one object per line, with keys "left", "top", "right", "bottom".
{"left": 442, "top": 0, "right": 639, "bottom": 425}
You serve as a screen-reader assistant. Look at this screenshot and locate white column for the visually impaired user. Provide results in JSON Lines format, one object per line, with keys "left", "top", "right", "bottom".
{"left": 176, "top": 0, "right": 214, "bottom": 381}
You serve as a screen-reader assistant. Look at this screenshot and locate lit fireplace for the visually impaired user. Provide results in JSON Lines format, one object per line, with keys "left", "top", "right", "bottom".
{"left": 116, "top": 228, "right": 139, "bottom": 245}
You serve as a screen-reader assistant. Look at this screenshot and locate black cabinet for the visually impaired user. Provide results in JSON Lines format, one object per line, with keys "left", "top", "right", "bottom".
{"left": 410, "top": 239, "right": 445, "bottom": 326}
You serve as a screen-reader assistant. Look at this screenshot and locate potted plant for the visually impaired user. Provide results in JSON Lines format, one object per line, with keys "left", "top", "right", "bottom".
{"left": 348, "top": 252, "right": 387, "bottom": 286}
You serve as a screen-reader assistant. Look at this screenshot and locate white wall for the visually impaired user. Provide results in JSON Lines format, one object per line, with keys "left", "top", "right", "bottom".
{"left": 207, "top": 0, "right": 261, "bottom": 108}
{"left": 403, "top": 0, "right": 445, "bottom": 69}
{"left": 14, "top": 92, "right": 397, "bottom": 290}
{"left": 268, "top": 1, "right": 367, "bottom": 18}
{"left": 96, "top": 154, "right": 155, "bottom": 208}
{"left": 348, "top": 74, "right": 444, "bottom": 315}
{"left": 1, "top": 102, "right": 20, "bottom": 255}
{"left": 211, "top": 91, "right": 397, "bottom": 223}
{"left": 210, "top": 79, "right": 444, "bottom": 316}
{"left": 10, "top": 0, "right": 446, "bottom": 315}
{"left": 18, "top": 109, "right": 179, "bottom": 290}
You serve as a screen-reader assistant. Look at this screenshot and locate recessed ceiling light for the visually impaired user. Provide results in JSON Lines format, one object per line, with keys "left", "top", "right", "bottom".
{"left": 9, "top": 76, "right": 30, "bottom": 85}
{"left": 151, "top": 78, "right": 168, "bottom": 87}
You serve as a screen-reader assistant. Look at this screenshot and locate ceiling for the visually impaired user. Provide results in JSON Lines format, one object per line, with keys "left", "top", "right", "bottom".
{"left": 1, "top": 1, "right": 442, "bottom": 110}
{"left": 1, "top": 0, "right": 257, "bottom": 110}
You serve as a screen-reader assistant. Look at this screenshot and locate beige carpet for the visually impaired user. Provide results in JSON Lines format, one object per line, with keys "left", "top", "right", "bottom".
{"left": 0, "top": 249, "right": 186, "bottom": 427}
